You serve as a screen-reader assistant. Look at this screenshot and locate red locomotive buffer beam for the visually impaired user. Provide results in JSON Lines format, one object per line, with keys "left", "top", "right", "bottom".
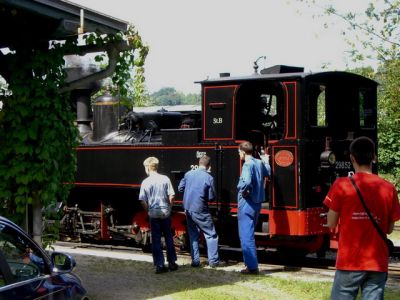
{"left": 231, "top": 206, "right": 330, "bottom": 253}
{"left": 254, "top": 208, "right": 329, "bottom": 253}
{"left": 268, "top": 208, "right": 328, "bottom": 236}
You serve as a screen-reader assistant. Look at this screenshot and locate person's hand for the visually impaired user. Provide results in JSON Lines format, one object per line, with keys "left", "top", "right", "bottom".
{"left": 22, "top": 248, "right": 32, "bottom": 264}
{"left": 260, "top": 154, "right": 270, "bottom": 164}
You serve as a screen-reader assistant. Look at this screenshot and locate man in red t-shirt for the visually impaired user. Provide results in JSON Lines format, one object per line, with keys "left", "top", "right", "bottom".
{"left": 324, "top": 136, "right": 400, "bottom": 300}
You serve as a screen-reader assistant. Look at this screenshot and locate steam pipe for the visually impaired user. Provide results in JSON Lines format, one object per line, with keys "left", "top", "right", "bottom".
{"left": 60, "top": 40, "right": 132, "bottom": 93}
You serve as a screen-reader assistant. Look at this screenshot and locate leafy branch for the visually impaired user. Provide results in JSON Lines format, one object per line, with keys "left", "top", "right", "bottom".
{"left": 84, "top": 25, "right": 149, "bottom": 108}
{"left": 297, "top": 0, "right": 400, "bottom": 62}
{"left": 325, "top": 4, "right": 400, "bottom": 48}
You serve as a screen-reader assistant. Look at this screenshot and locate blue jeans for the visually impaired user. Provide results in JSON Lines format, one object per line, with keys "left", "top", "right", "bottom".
{"left": 186, "top": 210, "right": 219, "bottom": 265}
{"left": 331, "top": 270, "right": 388, "bottom": 300}
{"left": 238, "top": 198, "right": 261, "bottom": 270}
{"left": 150, "top": 217, "right": 177, "bottom": 267}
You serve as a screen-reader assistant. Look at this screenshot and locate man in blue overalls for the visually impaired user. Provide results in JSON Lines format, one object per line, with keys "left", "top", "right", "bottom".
{"left": 178, "top": 155, "right": 220, "bottom": 267}
{"left": 237, "top": 141, "right": 271, "bottom": 274}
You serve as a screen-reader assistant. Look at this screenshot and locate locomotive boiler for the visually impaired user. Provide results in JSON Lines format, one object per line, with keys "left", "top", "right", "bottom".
{"left": 61, "top": 65, "right": 378, "bottom": 256}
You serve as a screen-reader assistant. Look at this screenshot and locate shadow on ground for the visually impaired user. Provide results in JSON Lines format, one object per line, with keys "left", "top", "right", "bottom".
{"left": 72, "top": 254, "right": 290, "bottom": 300}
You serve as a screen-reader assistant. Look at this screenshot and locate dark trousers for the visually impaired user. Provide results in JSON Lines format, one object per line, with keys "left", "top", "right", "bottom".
{"left": 186, "top": 210, "right": 219, "bottom": 265}
{"left": 150, "top": 217, "right": 177, "bottom": 267}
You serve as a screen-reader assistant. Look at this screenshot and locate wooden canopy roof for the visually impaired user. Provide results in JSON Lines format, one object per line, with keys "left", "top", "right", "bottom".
{"left": 0, "top": 0, "right": 128, "bottom": 48}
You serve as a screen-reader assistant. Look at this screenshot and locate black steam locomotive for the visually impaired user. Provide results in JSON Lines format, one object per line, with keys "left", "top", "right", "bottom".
{"left": 61, "top": 65, "right": 377, "bottom": 255}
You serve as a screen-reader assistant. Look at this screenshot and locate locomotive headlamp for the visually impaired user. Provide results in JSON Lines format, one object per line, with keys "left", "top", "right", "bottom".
{"left": 328, "top": 152, "right": 336, "bottom": 165}
{"left": 320, "top": 150, "right": 336, "bottom": 168}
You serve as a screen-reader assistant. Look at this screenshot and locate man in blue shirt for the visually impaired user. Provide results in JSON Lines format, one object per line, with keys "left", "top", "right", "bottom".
{"left": 237, "top": 141, "right": 271, "bottom": 274}
{"left": 178, "top": 155, "right": 220, "bottom": 267}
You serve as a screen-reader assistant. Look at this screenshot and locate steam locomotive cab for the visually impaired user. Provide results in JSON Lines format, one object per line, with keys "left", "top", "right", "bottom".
{"left": 198, "top": 67, "right": 377, "bottom": 252}
{"left": 62, "top": 65, "right": 377, "bottom": 255}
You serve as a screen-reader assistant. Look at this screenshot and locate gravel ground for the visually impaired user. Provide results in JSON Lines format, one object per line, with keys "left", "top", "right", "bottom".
{"left": 50, "top": 244, "right": 400, "bottom": 300}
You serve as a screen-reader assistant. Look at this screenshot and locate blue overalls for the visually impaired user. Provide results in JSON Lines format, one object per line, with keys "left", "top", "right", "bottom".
{"left": 237, "top": 157, "right": 270, "bottom": 270}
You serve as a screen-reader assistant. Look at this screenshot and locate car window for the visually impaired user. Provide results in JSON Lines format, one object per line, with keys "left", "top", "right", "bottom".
{"left": 0, "top": 223, "right": 48, "bottom": 283}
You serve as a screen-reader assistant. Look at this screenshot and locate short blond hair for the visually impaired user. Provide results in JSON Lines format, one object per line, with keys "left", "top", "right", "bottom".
{"left": 143, "top": 156, "right": 159, "bottom": 171}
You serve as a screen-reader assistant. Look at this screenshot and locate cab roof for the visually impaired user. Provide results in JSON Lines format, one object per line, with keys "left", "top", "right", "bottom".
{"left": 197, "top": 65, "right": 377, "bottom": 87}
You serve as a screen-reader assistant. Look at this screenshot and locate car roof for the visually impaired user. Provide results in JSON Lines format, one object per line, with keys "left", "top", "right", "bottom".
{"left": 0, "top": 216, "right": 28, "bottom": 236}
{"left": 0, "top": 216, "right": 17, "bottom": 227}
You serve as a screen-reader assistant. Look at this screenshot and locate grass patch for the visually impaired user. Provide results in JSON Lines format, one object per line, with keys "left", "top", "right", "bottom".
{"left": 169, "top": 276, "right": 400, "bottom": 300}
{"left": 386, "top": 290, "right": 400, "bottom": 300}
{"left": 72, "top": 254, "right": 400, "bottom": 300}
{"left": 170, "top": 277, "right": 332, "bottom": 300}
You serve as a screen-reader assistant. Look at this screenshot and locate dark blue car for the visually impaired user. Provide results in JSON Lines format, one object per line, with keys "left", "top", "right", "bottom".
{"left": 0, "top": 216, "right": 88, "bottom": 299}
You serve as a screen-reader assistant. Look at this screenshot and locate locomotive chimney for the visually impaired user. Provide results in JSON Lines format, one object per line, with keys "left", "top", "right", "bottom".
{"left": 70, "top": 90, "right": 93, "bottom": 136}
{"left": 92, "top": 90, "right": 119, "bottom": 141}
{"left": 65, "top": 55, "right": 101, "bottom": 138}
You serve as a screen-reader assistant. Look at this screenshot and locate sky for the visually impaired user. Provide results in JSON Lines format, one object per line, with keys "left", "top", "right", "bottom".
{"left": 70, "top": 0, "right": 371, "bottom": 94}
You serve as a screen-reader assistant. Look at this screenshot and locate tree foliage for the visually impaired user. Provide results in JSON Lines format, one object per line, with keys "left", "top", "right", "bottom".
{"left": 297, "top": 0, "right": 399, "bottom": 62}
{"left": 330, "top": 2, "right": 399, "bottom": 63}
{"left": 88, "top": 26, "right": 149, "bottom": 109}
{"left": 0, "top": 25, "right": 148, "bottom": 228}
{"left": 0, "top": 41, "right": 79, "bottom": 223}
{"left": 375, "top": 59, "right": 400, "bottom": 188}
{"left": 149, "top": 87, "right": 200, "bottom": 106}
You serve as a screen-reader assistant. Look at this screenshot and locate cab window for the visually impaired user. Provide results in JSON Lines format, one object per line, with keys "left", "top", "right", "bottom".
{"left": 236, "top": 82, "right": 284, "bottom": 141}
{"left": 359, "top": 88, "right": 376, "bottom": 129}
{"left": 308, "top": 83, "right": 327, "bottom": 127}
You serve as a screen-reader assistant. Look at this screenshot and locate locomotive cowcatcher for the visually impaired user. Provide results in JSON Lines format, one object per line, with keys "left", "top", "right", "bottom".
{"left": 61, "top": 64, "right": 377, "bottom": 256}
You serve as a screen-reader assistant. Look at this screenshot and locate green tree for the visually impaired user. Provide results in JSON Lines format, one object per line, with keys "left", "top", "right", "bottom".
{"left": 0, "top": 44, "right": 78, "bottom": 245}
{"left": 149, "top": 87, "right": 200, "bottom": 106}
{"left": 375, "top": 60, "right": 400, "bottom": 188}
{"left": 86, "top": 26, "right": 150, "bottom": 109}
{"left": 184, "top": 93, "right": 201, "bottom": 105}
{"left": 0, "top": 26, "right": 147, "bottom": 245}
